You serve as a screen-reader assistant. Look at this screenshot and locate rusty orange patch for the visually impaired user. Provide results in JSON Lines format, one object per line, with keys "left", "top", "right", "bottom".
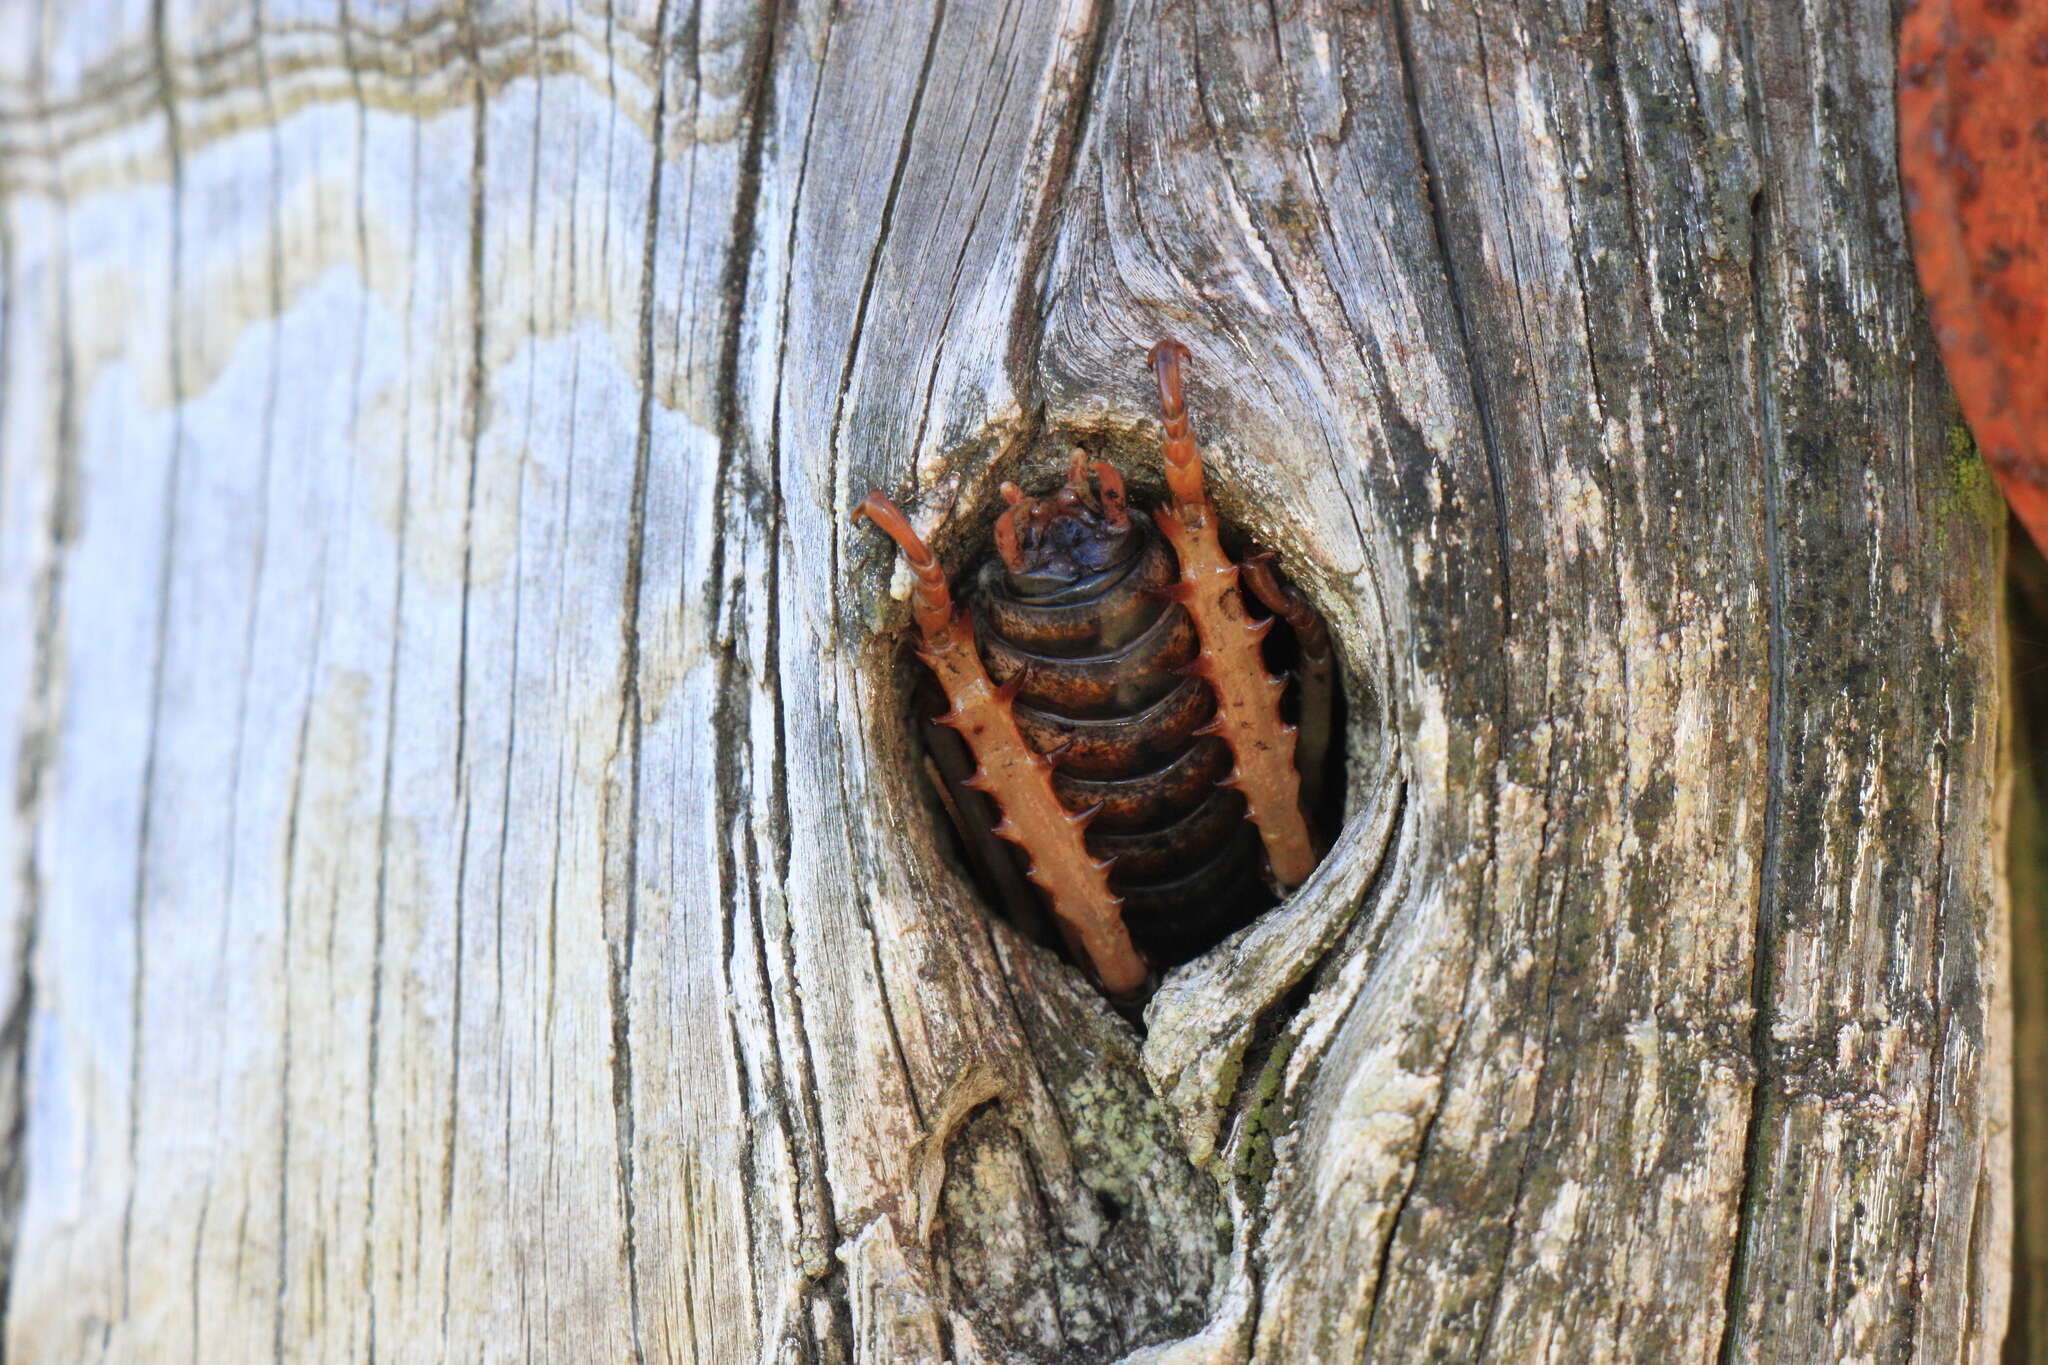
{"left": 1900, "top": 0, "right": 2048, "bottom": 548}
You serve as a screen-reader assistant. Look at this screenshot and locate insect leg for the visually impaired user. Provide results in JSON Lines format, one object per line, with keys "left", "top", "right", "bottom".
{"left": 1243, "top": 551, "right": 1335, "bottom": 821}
{"left": 919, "top": 703, "right": 1055, "bottom": 948}
{"left": 854, "top": 493, "right": 1148, "bottom": 996}
{"left": 1144, "top": 342, "right": 1319, "bottom": 889}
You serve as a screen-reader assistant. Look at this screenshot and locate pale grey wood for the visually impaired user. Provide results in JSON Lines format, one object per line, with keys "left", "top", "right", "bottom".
{"left": 0, "top": 0, "right": 2011, "bottom": 1361}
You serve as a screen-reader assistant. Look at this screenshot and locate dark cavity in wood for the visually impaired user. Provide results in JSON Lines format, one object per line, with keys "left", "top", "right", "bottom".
{"left": 859, "top": 343, "right": 1342, "bottom": 1000}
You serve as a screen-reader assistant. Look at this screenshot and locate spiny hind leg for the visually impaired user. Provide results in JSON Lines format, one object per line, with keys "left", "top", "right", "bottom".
{"left": 1145, "top": 342, "right": 1318, "bottom": 888}
{"left": 853, "top": 493, "right": 1147, "bottom": 996}
{"left": 1243, "top": 550, "right": 1335, "bottom": 821}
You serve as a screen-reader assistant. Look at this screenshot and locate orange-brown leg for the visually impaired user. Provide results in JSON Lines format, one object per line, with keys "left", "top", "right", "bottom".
{"left": 1145, "top": 341, "right": 1319, "bottom": 889}
{"left": 852, "top": 493, "right": 1148, "bottom": 997}
{"left": 1242, "top": 550, "right": 1336, "bottom": 821}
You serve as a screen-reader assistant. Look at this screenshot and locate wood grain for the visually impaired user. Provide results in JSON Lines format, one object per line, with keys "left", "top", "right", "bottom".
{"left": 0, "top": 0, "right": 2010, "bottom": 1360}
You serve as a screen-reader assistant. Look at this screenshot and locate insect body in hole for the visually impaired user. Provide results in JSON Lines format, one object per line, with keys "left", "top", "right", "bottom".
{"left": 854, "top": 341, "right": 1331, "bottom": 997}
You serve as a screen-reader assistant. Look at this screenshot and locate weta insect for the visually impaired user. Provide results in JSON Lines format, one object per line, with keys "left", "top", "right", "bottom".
{"left": 855, "top": 341, "right": 1333, "bottom": 998}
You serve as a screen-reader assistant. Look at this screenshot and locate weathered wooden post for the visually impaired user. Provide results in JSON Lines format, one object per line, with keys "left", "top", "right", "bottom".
{"left": 0, "top": 1, "right": 2009, "bottom": 1359}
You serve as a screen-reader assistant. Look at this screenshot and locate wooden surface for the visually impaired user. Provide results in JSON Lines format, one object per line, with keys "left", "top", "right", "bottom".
{"left": 0, "top": 0, "right": 2012, "bottom": 1361}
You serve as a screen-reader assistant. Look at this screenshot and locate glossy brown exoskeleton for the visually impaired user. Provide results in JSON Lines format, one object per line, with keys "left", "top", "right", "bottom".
{"left": 855, "top": 341, "right": 1334, "bottom": 998}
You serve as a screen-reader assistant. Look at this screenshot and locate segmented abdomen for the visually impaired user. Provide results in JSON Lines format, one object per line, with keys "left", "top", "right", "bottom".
{"left": 972, "top": 516, "right": 1268, "bottom": 963}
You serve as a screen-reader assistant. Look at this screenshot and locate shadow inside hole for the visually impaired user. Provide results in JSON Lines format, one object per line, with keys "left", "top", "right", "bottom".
{"left": 904, "top": 457, "right": 1350, "bottom": 994}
